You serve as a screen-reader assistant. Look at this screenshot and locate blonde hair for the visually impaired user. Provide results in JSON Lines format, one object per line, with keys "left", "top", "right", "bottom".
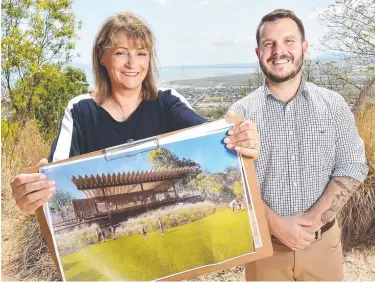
{"left": 92, "top": 12, "right": 158, "bottom": 104}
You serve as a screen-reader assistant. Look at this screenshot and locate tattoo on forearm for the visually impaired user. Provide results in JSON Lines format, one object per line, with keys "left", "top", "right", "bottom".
{"left": 320, "top": 177, "right": 360, "bottom": 224}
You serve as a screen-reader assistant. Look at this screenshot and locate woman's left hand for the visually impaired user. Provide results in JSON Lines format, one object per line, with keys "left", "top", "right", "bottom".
{"left": 224, "top": 113, "right": 260, "bottom": 159}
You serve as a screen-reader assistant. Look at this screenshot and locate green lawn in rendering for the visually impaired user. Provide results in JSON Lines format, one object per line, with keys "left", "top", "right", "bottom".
{"left": 61, "top": 208, "right": 254, "bottom": 281}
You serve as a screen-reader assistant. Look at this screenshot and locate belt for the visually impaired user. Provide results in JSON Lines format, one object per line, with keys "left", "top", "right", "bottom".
{"left": 315, "top": 217, "right": 335, "bottom": 239}
{"left": 271, "top": 218, "right": 336, "bottom": 241}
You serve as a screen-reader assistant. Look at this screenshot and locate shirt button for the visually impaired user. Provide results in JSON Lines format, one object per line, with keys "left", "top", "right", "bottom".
{"left": 289, "top": 130, "right": 294, "bottom": 135}
{"left": 293, "top": 181, "right": 297, "bottom": 187}
{"left": 291, "top": 155, "right": 296, "bottom": 161}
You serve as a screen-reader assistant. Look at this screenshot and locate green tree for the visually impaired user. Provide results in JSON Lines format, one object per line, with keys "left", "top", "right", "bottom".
{"left": 1, "top": 0, "right": 82, "bottom": 127}
{"left": 204, "top": 175, "right": 224, "bottom": 193}
{"left": 211, "top": 104, "right": 228, "bottom": 120}
{"left": 302, "top": 54, "right": 319, "bottom": 83}
{"left": 196, "top": 105, "right": 228, "bottom": 121}
{"left": 188, "top": 172, "right": 239, "bottom": 203}
{"left": 224, "top": 165, "right": 242, "bottom": 183}
{"left": 149, "top": 148, "right": 182, "bottom": 170}
{"left": 318, "top": 0, "right": 375, "bottom": 71}
{"left": 188, "top": 173, "right": 207, "bottom": 192}
{"left": 34, "top": 65, "right": 88, "bottom": 136}
{"left": 247, "top": 66, "right": 264, "bottom": 92}
{"left": 1, "top": 119, "right": 20, "bottom": 141}
{"left": 188, "top": 173, "right": 224, "bottom": 201}
{"left": 51, "top": 188, "right": 72, "bottom": 221}
{"left": 148, "top": 148, "right": 201, "bottom": 171}
{"left": 301, "top": 54, "right": 366, "bottom": 103}
{"left": 239, "top": 89, "right": 247, "bottom": 99}
{"left": 233, "top": 180, "right": 244, "bottom": 199}
{"left": 315, "top": 58, "right": 366, "bottom": 102}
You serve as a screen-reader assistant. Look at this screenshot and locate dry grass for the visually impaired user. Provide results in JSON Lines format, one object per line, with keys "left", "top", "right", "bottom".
{"left": 117, "top": 201, "right": 217, "bottom": 236}
{"left": 1, "top": 96, "right": 374, "bottom": 280}
{"left": 339, "top": 101, "right": 375, "bottom": 250}
{"left": 1, "top": 120, "right": 59, "bottom": 281}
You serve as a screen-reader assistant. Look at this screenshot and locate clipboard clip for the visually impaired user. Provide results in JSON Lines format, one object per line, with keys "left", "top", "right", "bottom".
{"left": 104, "top": 136, "right": 160, "bottom": 161}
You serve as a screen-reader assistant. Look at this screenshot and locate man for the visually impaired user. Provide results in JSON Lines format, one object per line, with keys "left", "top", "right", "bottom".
{"left": 96, "top": 227, "right": 105, "bottom": 244}
{"left": 229, "top": 198, "right": 241, "bottom": 214}
{"left": 158, "top": 217, "right": 165, "bottom": 235}
{"left": 230, "top": 9, "right": 368, "bottom": 281}
{"left": 141, "top": 226, "right": 148, "bottom": 240}
{"left": 109, "top": 225, "right": 117, "bottom": 240}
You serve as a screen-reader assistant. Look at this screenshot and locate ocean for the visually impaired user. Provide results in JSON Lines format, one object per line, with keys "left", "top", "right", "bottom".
{"left": 157, "top": 66, "right": 255, "bottom": 84}
{"left": 76, "top": 63, "right": 256, "bottom": 89}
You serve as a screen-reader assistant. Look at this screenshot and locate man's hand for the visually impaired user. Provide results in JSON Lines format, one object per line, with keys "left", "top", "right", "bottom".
{"left": 11, "top": 158, "right": 55, "bottom": 215}
{"left": 302, "top": 211, "right": 325, "bottom": 234}
{"left": 224, "top": 112, "right": 260, "bottom": 159}
{"left": 269, "top": 212, "right": 316, "bottom": 251}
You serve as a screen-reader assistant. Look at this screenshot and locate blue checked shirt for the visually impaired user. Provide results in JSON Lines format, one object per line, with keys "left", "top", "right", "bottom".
{"left": 230, "top": 80, "right": 368, "bottom": 216}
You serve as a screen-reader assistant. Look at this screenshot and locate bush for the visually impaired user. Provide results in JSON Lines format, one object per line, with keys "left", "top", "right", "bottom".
{"left": 1, "top": 120, "right": 59, "bottom": 280}
{"left": 339, "top": 101, "right": 375, "bottom": 250}
{"left": 1, "top": 119, "right": 20, "bottom": 141}
{"left": 116, "top": 201, "right": 216, "bottom": 237}
{"left": 53, "top": 202, "right": 217, "bottom": 254}
{"left": 55, "top": 224, "right": 98, "bottom": 254}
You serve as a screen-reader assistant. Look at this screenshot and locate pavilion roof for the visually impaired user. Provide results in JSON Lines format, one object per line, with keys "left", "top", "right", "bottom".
{"left": 71, "top": 167, "right": 197, "bottom": 199}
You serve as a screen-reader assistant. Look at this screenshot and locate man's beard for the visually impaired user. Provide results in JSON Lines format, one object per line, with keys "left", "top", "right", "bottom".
{"left": 260, "top": 52, "right": 304, "bottom": 83}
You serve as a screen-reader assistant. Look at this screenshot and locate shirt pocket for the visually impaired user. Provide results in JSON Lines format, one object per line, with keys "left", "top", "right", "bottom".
{"left": 303, "top": 115, "right": 336, "bottom": 178}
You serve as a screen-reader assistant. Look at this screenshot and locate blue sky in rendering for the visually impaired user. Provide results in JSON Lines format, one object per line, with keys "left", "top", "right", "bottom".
{"left": 41, "top": 131, "right": 239, "bottom": 199}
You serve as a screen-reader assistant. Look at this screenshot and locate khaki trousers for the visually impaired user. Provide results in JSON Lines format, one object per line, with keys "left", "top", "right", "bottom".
{"left": 245, "top": 220, "right": 343, "bottom": 281}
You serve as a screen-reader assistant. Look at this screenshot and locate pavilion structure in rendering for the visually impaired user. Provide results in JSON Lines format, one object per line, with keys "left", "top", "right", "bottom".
{"left": 69, "top": 167, "right": 199, "bottom": 226}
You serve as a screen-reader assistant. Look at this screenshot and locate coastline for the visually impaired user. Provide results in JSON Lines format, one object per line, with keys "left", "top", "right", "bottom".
{"left": 160, "top": 73, "right": 251, "bottom": 88}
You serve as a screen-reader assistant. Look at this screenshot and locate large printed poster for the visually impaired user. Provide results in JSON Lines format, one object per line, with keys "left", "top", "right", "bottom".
{"left": 40, "top": 120, "right": 262, "bottom": 281}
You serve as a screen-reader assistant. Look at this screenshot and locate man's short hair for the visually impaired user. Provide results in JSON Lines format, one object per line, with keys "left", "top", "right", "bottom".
{"left": 256, "top": 9, "right": 305, "bottom": 46}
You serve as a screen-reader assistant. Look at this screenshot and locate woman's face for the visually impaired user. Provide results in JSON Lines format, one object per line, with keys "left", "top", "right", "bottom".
{"left": 101, "top": 31, "right": 150, "bottom": 93}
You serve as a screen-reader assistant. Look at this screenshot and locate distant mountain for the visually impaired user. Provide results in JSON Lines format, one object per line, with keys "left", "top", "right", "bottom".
{"left": 314, "top": 52, "right": 346, "bottom": 61}
{"left": 164, "top": 73, "right": 251, "bottom": 87}
{"left": 68, "top": 53, "right": 345, "bottom": 89}
{"left": 161, "top": 63, "right": 258, "bottom": 69}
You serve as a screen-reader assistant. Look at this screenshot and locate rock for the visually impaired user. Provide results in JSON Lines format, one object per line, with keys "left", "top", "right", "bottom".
{"left": 345, "top": 256, "right": 355, "bottom": 263}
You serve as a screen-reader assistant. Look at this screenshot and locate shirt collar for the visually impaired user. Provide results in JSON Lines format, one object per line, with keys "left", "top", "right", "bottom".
{"left": 263, "top": 78, "right": 310, "bottom": 100}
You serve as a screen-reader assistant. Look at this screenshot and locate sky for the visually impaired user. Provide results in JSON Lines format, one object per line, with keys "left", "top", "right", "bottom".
{"left": 71, "top": 0, "right": 334, "bottom": 68}
{"left": 41, "top": 130, "right": 239, "bottom": 199}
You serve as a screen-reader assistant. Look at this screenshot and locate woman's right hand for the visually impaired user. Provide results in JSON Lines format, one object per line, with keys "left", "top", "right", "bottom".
{"left": 10, "top": 158, "right": 55, "bottom": 215}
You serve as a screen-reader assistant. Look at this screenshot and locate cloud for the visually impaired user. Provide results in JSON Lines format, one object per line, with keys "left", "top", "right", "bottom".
{"left": 213, "top": 40, "right": 238, "bottom": 46}
{"left": 202, "top": 32, "right": 254, "bottom": 47}
{"left": 153, "top": 0, "right": 167, "bottom": 4}
{"left": 200, "top": 0, "right": 209, "bottom": 6}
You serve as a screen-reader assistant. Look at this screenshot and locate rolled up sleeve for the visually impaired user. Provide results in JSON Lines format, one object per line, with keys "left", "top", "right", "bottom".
{"left": 229, "top": 102, "right": 246, "bottom": 118}
{"left": 332, "top": 97, "right": 369, "bottom": 182}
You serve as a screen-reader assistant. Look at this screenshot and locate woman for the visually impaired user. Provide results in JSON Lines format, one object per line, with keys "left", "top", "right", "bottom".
{"left": 11, "top": 12, "right": 260, "bottom": 215}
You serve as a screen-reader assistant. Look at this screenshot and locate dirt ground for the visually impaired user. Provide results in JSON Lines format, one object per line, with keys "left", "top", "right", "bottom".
{"left": 2, "top": 244, "right": 374, "bottom": 281}
{"left": 187, "top": 245, "right": 375, "bottom": 281}
{"left": 343, "top": 245, "right": 375, "bottom": 281}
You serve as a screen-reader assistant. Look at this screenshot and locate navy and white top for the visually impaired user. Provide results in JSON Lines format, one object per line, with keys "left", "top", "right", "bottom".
{"left": 48, "top": 88, "right": 207, "bottom": 162}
